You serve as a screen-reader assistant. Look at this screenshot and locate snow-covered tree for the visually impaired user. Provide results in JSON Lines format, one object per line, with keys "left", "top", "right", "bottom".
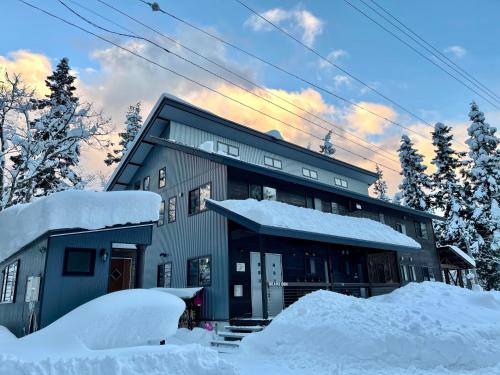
{"left": 462, "top": 101, "right": 500, "bottom": 290}
{"left": 105, "top": 102, "right": 142, "bottom": 166}
{"left": 319, "top": 130, "right": 335, "bottom": 156}
{"left": 373, "top": 164, "right": 390, "bottom": 201}
{"left": 398, "top": 135, "right": 430, "bottom": 211}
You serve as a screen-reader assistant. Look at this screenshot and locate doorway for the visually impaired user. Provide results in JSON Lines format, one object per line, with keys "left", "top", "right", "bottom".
{"left": 108, "top": 249, "right": 136, "bottom": 293}
{"left": 250, "top": 252, "right": 284, "bottom": 318}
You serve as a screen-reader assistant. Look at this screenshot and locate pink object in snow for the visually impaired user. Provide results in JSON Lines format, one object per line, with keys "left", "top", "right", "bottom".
{"left": 204, "top": 322, "right": 213, "bottom": 331}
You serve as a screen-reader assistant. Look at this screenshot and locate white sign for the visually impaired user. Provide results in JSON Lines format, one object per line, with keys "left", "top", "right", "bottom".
{"left": 234, "top": 284, "right": 243, "bottom": 297}
{"left": 25, "top": 276, "right": 41, "bottom": 303}
{"left": 236, "top": 262, "right": 246, "bottom": 272}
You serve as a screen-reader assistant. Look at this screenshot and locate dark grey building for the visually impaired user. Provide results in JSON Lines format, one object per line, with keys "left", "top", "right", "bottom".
{"left": 105, "top": 94, "right": 475, "bottom": 322}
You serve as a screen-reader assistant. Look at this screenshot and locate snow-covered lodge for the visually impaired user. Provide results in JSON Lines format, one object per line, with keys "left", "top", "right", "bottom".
{"left": 0, "top": 94, "right": 475, "bottom": 336}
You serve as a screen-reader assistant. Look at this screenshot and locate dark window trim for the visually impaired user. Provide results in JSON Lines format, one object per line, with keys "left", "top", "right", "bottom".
{"left": 188, "top": 182, "right": 212, "bottom": 216}
{"left": 157, "top": 262, "right": 172, "bottom": 288}
{"left": 62, "top": 248, "right": 96, "bottom": 276}
{"left": 133, "top": 180, "right": 141, "bottom": 190}
{"left": 302, "top": 167, "right": 318, "bottom": 179}
{"left": 187, "top": 255, "right": 212, "bottom": 287}
{"left": 414, "top": 221, "right": 429, "bottom": 239}
{"left": 158, "top": 200, "right": 166, "bottom": 226}
{"left": 264, "top": 156, "right": 282, "bottom": 170}
{"left": 217, "top": 141, "right": 239, "bottom": 157}
{"left": 143, "top": 176, "right": 150, "bottom": 191}
{"left": 0, "top": 259, "right": 19, "bottom": 304}
{"left": 168, "top": 196, "right": 177, "bottom": 223}
{"left": 158, "top": 167, "right": 167, "bottom": 189}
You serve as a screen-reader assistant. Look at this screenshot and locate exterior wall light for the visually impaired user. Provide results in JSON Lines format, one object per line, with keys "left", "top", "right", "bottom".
{"left": 100, "top": 249, "right": 109, "bottom": 262}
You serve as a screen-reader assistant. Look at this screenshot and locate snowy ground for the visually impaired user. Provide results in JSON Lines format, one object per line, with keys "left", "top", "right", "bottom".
{"left": 1, "top": 283, "right": 499, "bottom": 375}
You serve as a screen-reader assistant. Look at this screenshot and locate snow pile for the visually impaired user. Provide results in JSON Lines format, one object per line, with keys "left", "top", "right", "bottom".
{"left": 0, "top": 326, "right": 16, "bottom": 345}
{"left": 0, "top": 190, "right": 161, "bottom": 263}
{"left": 154, "top": 287, "right": 203, "bottom": 300}
{"left": 240, "top": 282, "right": 500, "bottom": 373}
{"left": 208, "top": 199, "right": 420, "bottom": 249}
{"left": 0, "top": 289, "right": 236, "bottom": 375}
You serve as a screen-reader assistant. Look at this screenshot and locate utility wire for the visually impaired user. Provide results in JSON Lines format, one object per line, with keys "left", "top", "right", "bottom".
{"left": 18, "top": 0, "right": 402, "bottom": 174}
{"left": 233, "top": 0, "right": 434, "bottom": 127}
{"left": 367, "top": 0, "right": 500, "bottom": 103}
{"left": 59, "top": 0, "right": 399, "bottom": 165}
{"left": 342, "top": 0, "right": 500, "bottom": 110}
{"left": 135, "top": 0, "right": 431, "bottom": 140}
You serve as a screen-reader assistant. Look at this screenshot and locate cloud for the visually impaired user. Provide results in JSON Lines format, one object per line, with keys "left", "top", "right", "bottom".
{"left": 0, "top": 50, "right": 53, "bottom": 96}
{"left": 333, "top": 75, "right": 351, "bottom": 88}
{"left": 443, "top": 45, "right": 466, "bottom": 58}
{"left": 345, "top": 102, "right": 397, "bottom": 136}
{"left": 244, "top": 7, "right": 324, "bottom": 46}
{"left": 318, "top": 49, "right": 348, "bottom": 69}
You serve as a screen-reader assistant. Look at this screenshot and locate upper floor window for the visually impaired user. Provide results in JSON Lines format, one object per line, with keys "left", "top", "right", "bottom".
{"left": 249, "top": 184, "right": 277, "bottom": 201}
{"left": 63, "top": 248, "right": 96, "bottom": 276}
{"left": 217, "top": 141, "right": 239, "bottom": 157}
{"left": 395, "top": 222, "right": 406, "bottom": 235}
{"left": 302, "top": 167, "right": 318, "bottom": 179}
{"left": 168, "top": 196, "right": 177, "bottom": 223}
{"left": 334, "top": 177, "right": 348, "bottom": 188}
{"left": 157, "top": 262, "right": 172, "bottom": 288}
{"left": 263, "top": 186, "right": 277, "bottom": 201}
{"left": 158, "top": 200, "right": 165, "bottom": 226}
{"left": 187, "top": 256, "right": 211, "bottom": 287}
{"left": 415, "top": 221, "right": 428, "bottom": 239}
{"left": 158, "top": 167, "right": 166, "bottom": 188}
{"left": 264, "top": 156, "right": 282, "bottom": 169}
{"left": 143, "top": 176, "right": 150, "bottom": 191}
{"left": 133, "top": 180, "right": 141, "bottom": 190}
{"left": 1, "top": 260, "right": 19, "bottom": 303}
{"left": 189, "top": 182, "right": 211, "bottom": 215}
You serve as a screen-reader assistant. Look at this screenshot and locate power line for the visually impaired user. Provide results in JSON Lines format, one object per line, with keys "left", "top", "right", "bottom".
{"left": 59, "top": 0, "right": 400, "bottom": 166}
{"left": 233, "top": 0, "right": 434, "bottom": 127}
{"left": 135, "top": 0, "right": 432, "bottom": 140}
{"left": 18, "top": 0, "right": 403, "bottom": 175}
{"left": 367, "top": 0, "right": 500, "bottom": 103}
{"left": 342, "top": 0, "right": 500, "bottom": 110}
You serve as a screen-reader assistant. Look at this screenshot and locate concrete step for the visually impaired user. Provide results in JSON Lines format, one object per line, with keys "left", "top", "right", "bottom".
{"left": 210, "top": 339, "right": 240, "bottom": 348}
{"left": 218, "top": 331, "right": 249, "bottom": 340}
{"left": 224, "top": 325, "right": 264, "bottom": 332}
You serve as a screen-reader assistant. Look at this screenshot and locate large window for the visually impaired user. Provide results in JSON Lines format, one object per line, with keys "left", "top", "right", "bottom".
{"left": 157, "top": 262, "right": 172, "bottom": 288}
{"left": 187, "top": 256, "right": 211, "bottom": 287}
{"left": 334, "top": 177, "right": 348, "bottom": 188}
{"left": 63, "top": 248, "right": 96, "bottom": 276}
{"left": 189, "top": 183, "right": 211, "bottom": 215}
{"left": 302, "top": 167, "right": 318, "bottom": 179}
{"left": 264, "top": 156, "right": 282, "bottom": 169}
{"left": 1, "top": 260, "right": 19, "bottom": 303}
{"left": 415, "top": 221, "right": 428, "bottom": 239}
{"left": 249, "top": 184, "right": 277, "bottom": 201}
{"left": 168, "top": 196, "right": 177, "bottom": 223}
{"left": 263, "top": 186, "right": 277, "bottom": 201}
{"left": 400, "top": 265, "right": 417, "bottom": 282}
{"left": 143, "top": 176, "right": 150, "bottom": 191}
{"left": 217, "top": 141, "right": 239, "bottom": 157}
{"left": 158, "top": 167, "right": 166, "bottom": 188}
{"left": 158, "top": 200, "right": 165, "bottom": 226}
{"left": 395, "top": 223, "right": 406, "bottom": 235}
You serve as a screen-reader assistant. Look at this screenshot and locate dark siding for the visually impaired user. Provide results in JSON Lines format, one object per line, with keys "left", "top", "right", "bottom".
{"left": 128, "top": 146, "right": 229, "bottom": 320}
{"left": 0, "top": 238, "right": 47, "bottom": 337}
{"left": 41, "top": 226, "right": 152, "bottom": 328}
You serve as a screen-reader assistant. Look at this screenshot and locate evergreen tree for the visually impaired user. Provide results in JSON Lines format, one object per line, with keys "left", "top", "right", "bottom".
{"left": 398, "top": 135, "right": 430, "bottom": 211}
{"left": 319, "top": 130, "right": 335, "bottom": 156}
{"left": 105, "top": 102, "right": 142, "bottom": 166}
{"left": 463, "top": 101, "right": 500, "bottom": 290}
{"left": 373, "top": 164, "right": 389, "bottom": 201}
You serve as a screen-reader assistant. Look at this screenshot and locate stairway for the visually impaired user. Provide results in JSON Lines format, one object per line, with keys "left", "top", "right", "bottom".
{"left": 210, "top": 318, "right": 269, "bottom": 352}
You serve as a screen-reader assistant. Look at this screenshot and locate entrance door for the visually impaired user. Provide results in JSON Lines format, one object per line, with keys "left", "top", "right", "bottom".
{"left": 265, "top": 253, "right": 284, "bottom": 317}
{"left": 250, "top": 252, "right": 263, "bottom": 317}
{"left": 108, "top": 258, "right": 132, "bottom": 293}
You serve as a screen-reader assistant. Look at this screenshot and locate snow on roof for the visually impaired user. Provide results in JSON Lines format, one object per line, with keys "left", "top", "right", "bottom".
{"left": 265, "top": 129, "right": 284, "bottom": 140}
{"left": 448, "top": 245, "right": 476, "bottom": 268}
{"left": 208, "top": 199, "right": 421, "bottom": 249}
{"left": 0, "top": 190, "right": 161, "bottom": 263}
{"left": 154, "top": 287, "right": 203, "bottom": 300}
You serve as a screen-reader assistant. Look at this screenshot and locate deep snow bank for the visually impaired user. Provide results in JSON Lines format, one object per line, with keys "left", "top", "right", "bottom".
{"left": 0, "top": 326, "right": 16, "bottom": 344}
{"left": 240, "top": 282, "right": 500, "bottom": 371}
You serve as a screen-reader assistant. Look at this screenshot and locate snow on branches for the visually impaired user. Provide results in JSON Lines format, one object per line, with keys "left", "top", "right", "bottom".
{"left": 319, "top": 130, "right": 336, "bottom": 156}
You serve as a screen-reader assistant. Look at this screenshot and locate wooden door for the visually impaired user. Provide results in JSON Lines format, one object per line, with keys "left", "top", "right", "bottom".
{"left": 108, "top": 258, "right": 132, "bottom": 293}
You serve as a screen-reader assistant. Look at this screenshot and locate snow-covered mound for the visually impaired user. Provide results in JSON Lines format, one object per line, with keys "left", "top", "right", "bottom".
{"left": 0, "top": 190, "right": 161, "bottom": 263}
{"left": 208, "top": 199, "right": 420, "bottom": 249}
{"left": 0, "top": 326, "right": 16, "bottom": 345}
{"left": 240, "top": 282, "right": 500, "bottom": 372}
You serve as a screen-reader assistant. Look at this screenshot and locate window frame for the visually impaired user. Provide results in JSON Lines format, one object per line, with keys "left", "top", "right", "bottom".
{"left": 158, "top": 200, "right": 165, "bottom": 226}
{"left": 302, "top": 167, "right": 318, "bottom": 179}
{"left": 143, "top": 176, "right": 150, "bottom": 191}
{"left": 1, "top": 260, "right": 19, "bottom": 303}
{"left": 334, "top": 177, "right": 348, "bottom": 188}
{"left": 395, "top": 222, "right": 406, "bottom": 235}
{"left": 157, "top": 262, "right": 172, "bottom": 288}
{"left": 168, "top": 196, "right": 177, "bottom": 223}
{"left": 217, "top": 141, "right": 239, "bottom": 157}
{"left": 158, "top": 167, "right": 167, "bottom": 189}
{"left": 415, "top": 221, "right": 429, "bottom": 239}
{"left": 62, "top": 248, "right": 96, "bottom": 276}
{"left": 188, "top": 182, "right": 212, "bottom": 216}
{"left": 264, "top": 156, "right": 282, "bottom": 169}
{"left": 187, "top": 255, "right": 212, "bottom": 287}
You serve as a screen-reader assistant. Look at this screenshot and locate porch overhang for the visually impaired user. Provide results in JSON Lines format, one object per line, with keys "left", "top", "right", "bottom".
{"left": 438, "top": 245, "right": 476, "bottom": 269}
{"left": 206, "top": 199, "right": 422, "bottom": 252}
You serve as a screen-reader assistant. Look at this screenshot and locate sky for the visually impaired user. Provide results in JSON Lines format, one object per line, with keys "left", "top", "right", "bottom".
{"left": 1, "top": 0, "right": 500, "bottom": 195}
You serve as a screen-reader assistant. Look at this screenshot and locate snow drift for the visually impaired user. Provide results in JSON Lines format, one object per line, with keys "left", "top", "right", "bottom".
{"left": 240, "top": 282, "right": 500, "bottom": 373}
{"left": 0, "top": 190, "right": 161, "bottom": 263}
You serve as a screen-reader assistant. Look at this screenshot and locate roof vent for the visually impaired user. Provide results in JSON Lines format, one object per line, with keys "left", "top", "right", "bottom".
{"left": 266, "top": 129, "right": 284, "bottom": 140}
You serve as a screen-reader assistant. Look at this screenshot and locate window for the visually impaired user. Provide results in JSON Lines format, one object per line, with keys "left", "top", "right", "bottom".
{"left": 395, "top": 223, "right": 406, "bottom": 235}
{"left": 334, "top": 177, "right": 348, "bottom": 188}
{"left": 158, "top": 200, "right": 165, "bottom": 226}
{"left": 189, "top": 183, "right": 211, "bottom": 215}
{"left": 331, "top": 202, "right": 339, "bottom": 214}
{"left": 249, "top": 184, "right": 263, "bottom": 200}
{"left": 187, "top": 256, "right": 211, "bottom": 287}
{"left": 263, "top": 186, "right": 277, "bottom": 201}
{"left": 158, "top": 167, "right": 166, "bottom": 188}
{"left": 133, "top": 180, "right": 141, "bottom": 190}
{"left": 422, "top": 266, "right": 430, "bottom": 281}
{"left": 302, "top": 167, "right": 318, "bottom": 179}
{"left": 63, "top": 248, "right": 96, "bottom": 276}
{"left": 168, "top": 196, "right": 177, "bottom": 223}
{"left": 264, "top": 156, "right": 282, "bottom": 169}
{"left": 143, "top": 176, "right": 150, "bottom": 191}
{"left": 379, "top": 213, "right": 385, "bottom": 224}
{"left": 217, "top": 141, "right": 239, "bottom": 157}
{"left": 409, "top": 265, "right": 417, "bottom": 281}
{"left": 415, "top": 221, "right": 428, "bottom": 239}
{"left": 400, "top": 265, "right": 409, "bottom": 281}
{"left": 157, "top": 262, "right": 172, "bottom": 288}
{"left": 1, "top": 260, "right": 19, "bottom": 303}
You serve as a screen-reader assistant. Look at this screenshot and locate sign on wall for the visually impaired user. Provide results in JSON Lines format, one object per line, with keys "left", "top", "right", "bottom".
{"left": 236, "top": 263, "right": 246, "bottom": 272}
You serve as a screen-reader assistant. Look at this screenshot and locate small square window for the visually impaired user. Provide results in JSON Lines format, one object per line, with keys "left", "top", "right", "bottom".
{"left": 264, "top": 156, "right": 273, "bottom": 167}
{"left": 228, "top": 145, "right": 239, "bottom": 157}
{"left": 341, "top": 180, "right": 348, "bottom": 188}
{"left": 143, "top": 176, "right": 150, "bottom": 191}
{"left": 158, "top": 200, "right": 165, "bottom": 226}
{"left": 158, "top": 167, "right": 166, "bottom": 188}
{"left": 63, "top": 248, "right": 96, "bottom": 276}
{"left": 310, "top": 170, "right": 318, "bottom": 179}
{"left": 302, "top": 168, "right": 310, "bottom": 177}
{"left": 273, "top": 159, "right": 282, "bottom": 169}
{"left": 217, "top": 142, "right": 229, "bottom": 154}
{"left": 334, "top": 178, "right": 341, "bottom": 186}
